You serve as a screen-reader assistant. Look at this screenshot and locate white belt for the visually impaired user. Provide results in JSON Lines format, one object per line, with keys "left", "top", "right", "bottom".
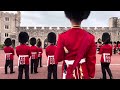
{"left": 19, "top": 55, "right": 29, "bottom": 57}
{"left": 31, "top": 52, "right": 37, "bottom": 54}
{"left": 47, "top": 55, "right": 54, "bottom": 66}
{"left": 65, "top": 58, "right": 86, "bottom": 67}
{"left": 103, "top": 53, "right": 110, "bottom": 56}
{"left": 103, "top": 53, "right": 110, "bottom": 62}
{"left": 18, "top": 55, "right": 29, "bottom": 66}
{"left": 48, "top": 55, "right": 54, "bottom": 58}
{"left": 5, "top": 53, "right": 12, "bottom": 55}
{"left": 5, "top": 53, "right": 12, "bottom": 60}
{"left": 38, "top": 52, "right": 42, "bottom": 54}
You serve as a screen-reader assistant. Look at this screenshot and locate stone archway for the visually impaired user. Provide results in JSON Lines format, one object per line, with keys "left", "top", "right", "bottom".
{"left": 44, "top": 38, "right": 48, "bottom": 49}
{"left": 12, "top": 39, "right": 15, "bottom": 48}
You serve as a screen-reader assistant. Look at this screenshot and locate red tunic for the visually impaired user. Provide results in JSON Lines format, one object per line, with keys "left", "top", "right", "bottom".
{"left": 113, "top": 44, "right": 117, "bottom": 49}
{"left": 4, "top": 46, "right": 14, "bottom": 60}
{"left": 37, "top": 47, "right": 43, "bottom": 57}
{"left": 118, "top": 44, "right": 120, "bottom": 49}
{"left": 30, "top": 46, "right": 38, "bottom": 59}
{"left": 16, "top": 44, "right": 31, "bottom": 65}
{"left": 98, "top": 44, "right": 112, "bottom": 63}
{"left": 54, "top": 28, "right": 96, "bottom": 79}
{"left": 45, "top": 45, "right": 57, "bottom": 65}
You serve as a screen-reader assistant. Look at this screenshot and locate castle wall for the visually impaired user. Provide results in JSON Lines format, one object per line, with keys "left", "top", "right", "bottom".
{"left": 0, "top": 11, "right": 120, "bottom": 47}
{"left": 15, "top": 26, "right": 120, "bottom": 48}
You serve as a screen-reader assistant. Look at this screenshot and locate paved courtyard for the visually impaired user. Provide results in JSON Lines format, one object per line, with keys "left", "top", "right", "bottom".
{"left": 0, "top": 49, "right": 120, "bottom": 79}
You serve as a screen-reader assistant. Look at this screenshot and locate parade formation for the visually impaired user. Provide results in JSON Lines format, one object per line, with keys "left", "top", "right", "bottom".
{"left": 1, "top": 11, "right": 120, "bottom": 79}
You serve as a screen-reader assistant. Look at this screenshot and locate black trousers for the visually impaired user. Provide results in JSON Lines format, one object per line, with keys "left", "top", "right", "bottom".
{"left": 114, "top": 48, "right": 116, "bottom": 54}
{"left": 31, "top": 59, "right": 38, "bottom": 73}
{"left": 101, "top": 63, "right": 113, "bottom": 79}
{"left": 18, "top": 65, "right": 29, "bottom": 79}
{"left": 37, "top": 57, "right": 42, "bottom": 67}
{"left": 48, "top": 64, "right": 57, "bottom": 79}
{"left": 5, "top": 60, "right": 13, "bottom": 73}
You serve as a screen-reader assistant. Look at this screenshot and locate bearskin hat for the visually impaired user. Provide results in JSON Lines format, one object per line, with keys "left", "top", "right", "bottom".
{"left": 4, "top": 38, "right": 12, "bottom": 46}
{"left": 18, "top": 32, "right": 29, "bottom": 44}
{"left": 102, "top": 32, "right": 111, "bottom": 44}
{"left": 30, "top": 37, "right": 36, "bottom": 46}
{"left": 64, "top": 11, "right": 90, "bottom": 23}
{"left": 47, "top": 32, "right": 56, "bottom": 45}
{"left": 114, "top": 42, "right": 116, "bottom": 44}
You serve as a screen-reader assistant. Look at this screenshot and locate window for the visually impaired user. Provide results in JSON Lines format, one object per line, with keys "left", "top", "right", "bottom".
{"left": 5, "top": 33, "right": 8, "bottom": 37}
{"left": 5, "top": 17, "right": 9, "bottom": 21}
{"left": 5, "top": 25, "right": 9, "bottom": 29}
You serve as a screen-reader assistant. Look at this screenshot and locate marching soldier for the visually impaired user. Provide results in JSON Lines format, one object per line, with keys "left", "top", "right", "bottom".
{"left": 45, "top": 32, "right": 57, "bottom": 79}
{"left": 30, "top": 37, "right": 39, "bottom": 74}
{"left": 16, "top": 32, "right": 31, "bottom": 79}
{"left": 54, "top": 11, "right": 96, "bottom": 79}
{"left": 98, "top": 32, "right": 113, "bottom": 79}
{"left": 4, "top": 38, "right": 15, "bottom": 74}
{"left": 37, "top": 39, "right": 43, "bottom": 67}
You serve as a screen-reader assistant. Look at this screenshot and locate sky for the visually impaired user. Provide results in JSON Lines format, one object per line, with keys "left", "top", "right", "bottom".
{"left": 3, "top": 11, "right": 120, "bottom": 27}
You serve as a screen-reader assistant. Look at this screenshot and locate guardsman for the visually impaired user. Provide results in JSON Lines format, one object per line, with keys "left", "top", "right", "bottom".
{"left": 4, "top": 38, "right": 15, "bottom": 74}
{"left": 37, "top": 39, "right": 43, "bottom": 67}
{"left": 30, "top": 37, "right": 39, "bottom": 74}
{"left": 16, "top": 32, "right": 31, "bottom": 79}
{"left": 45, "top": 32, "right": 57, "bottom": 79}
{"left": 54, "top": 11, "right": 96, "bottom": 79}
{"left": 98, "top": 32, "right": 113, "bottom": 79}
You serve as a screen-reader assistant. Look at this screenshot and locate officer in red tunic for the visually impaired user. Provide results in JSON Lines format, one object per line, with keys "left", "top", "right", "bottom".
{"left": 98, "top": 32, "right": 113, "bottom": 79}
{"left": 54, "top": 11, "right": 96, "bottom": 79}
{"left": 4, "top": 38, "right": 15, "bottom": 74}
{"left": 16, "top": 32, "right": 31, "bottom": 79}
{"left": 30, "top": 37, "right": 39, "bottom": 74}
{"left": 37, "top": 39, "right": 43, "bottom": 67}
{"left": 45, "top": 32, "right": 57, "bottom": 79}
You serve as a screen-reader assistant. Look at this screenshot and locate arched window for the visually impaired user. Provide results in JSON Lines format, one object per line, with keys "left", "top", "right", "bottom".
{"left": 5, "top": 17, "right": 9, "bottom": 21}
{"left": 5, "top": 25, "right": 9, "bottom": 29}
{"left": 5, "top": 33, "right": 6, "bottom": 37}
{"left": 5, "top": 33, "right": 9, "bottom": 37}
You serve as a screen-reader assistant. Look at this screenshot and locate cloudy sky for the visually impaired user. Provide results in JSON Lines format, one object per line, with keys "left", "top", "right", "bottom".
{"left": 3, "top": 11, "right": 120, "bottom": 27}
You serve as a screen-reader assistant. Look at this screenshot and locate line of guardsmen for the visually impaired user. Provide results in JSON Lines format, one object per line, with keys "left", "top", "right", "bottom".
{"left": 3, "top": 31, "right": 58, "bottom": 79}
{"left": 96, "top": 41, "right": 120, "bottom": 55}
{"left": 3, "top": 11, "right": 119, "bottom": 79}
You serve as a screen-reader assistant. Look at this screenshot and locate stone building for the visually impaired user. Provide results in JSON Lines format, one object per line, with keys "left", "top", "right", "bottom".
{"left": 0, "top": 11, "right": 120, "bottom": 48}
{"left": 0, "top": 11, "right": 20, "bottom": 47}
